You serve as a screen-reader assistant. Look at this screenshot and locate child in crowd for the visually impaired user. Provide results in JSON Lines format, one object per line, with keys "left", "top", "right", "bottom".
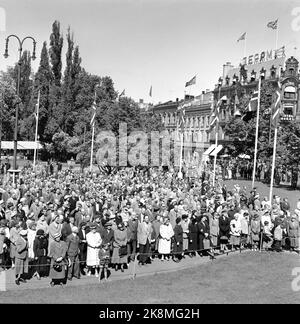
{"left": 98, "top": 243, "right": 111, "bottom": 282}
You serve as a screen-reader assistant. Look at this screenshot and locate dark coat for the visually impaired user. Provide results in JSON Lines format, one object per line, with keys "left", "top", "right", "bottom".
{"left": 66, "top": 234, "right": 80, "bottom": 257}
{"left": 78, "top": 228, "right": 89, "bottom": 261}
{"left": 188, "top": 220, "right": 199, "bottom": 251}
{"left": 33, "top": 235, "right": 49, "bottom": 276}
{"left": 173, "top": 224, "right": 183, "bottom": 253}
{"left": 198, "top": 221, "right": 210, "bottom": 251}
{"left": 219, "top": 216, "right": 230, "bottom": 238}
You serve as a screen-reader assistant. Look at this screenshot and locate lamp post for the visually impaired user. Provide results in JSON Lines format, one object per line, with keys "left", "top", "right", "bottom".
{"left": 3, "top": 35, "right": 36, "bottom": 178}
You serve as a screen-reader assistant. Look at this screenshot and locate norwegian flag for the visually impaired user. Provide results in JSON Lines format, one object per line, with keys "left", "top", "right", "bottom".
{"left": 247, "top": 90, "right": 259, "bottom": 112}
{"left": 90, "top": 99, "right": 97, "bottom": 126}
{"left": 209, "top": 100, "right": 220, "bottom": 130}
{"left": 267, "top": 19, "right": 278, "bottom": 29}
{"left": 271, "top": 81, "right": 281, "bottom": 127}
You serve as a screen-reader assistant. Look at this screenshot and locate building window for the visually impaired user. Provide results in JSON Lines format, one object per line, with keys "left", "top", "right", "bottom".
{"left": 283, "top": 107, "right": 293, "bottom": 115}
{"left": 284, "top": 92, "right": 296, "bottom": 99}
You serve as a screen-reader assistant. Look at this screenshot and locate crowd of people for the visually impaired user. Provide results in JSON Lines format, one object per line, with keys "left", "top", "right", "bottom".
{"left": 218, "top": 158, "right": 300, "bottom": 188}
{"left": 0, "top": 163, "right": 299, "bottom": 287}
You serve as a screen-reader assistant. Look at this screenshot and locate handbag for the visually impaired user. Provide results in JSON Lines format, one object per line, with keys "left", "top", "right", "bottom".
{"left": 119, "top": 245, "right": 127, "bottom": 257}
{"left": 53, "top": 262, "right": 62, "bottom": 272}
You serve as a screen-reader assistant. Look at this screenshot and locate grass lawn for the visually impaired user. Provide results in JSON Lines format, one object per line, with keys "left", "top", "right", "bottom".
{"left": 224, "top": 179, "right": 300, "bottom": 211}
{"left": 2, "top": 251, "right": 300, "bottom": 304}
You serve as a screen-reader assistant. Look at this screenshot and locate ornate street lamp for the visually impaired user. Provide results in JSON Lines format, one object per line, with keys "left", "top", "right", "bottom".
{"left": 3, "top": 35, "right": 36, "bottom": 178}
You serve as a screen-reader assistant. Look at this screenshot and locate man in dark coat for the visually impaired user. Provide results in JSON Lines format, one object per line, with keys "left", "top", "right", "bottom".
{"left": 66, "top": 226, "right": 81, "bottom": 280}
{"left": 188, "top": 215, "right": 198, "bottom": 257}
{"left": 78, "top": 222, "right": 89, "bottom": 275}
{"left": 127, "top": 215, "right": 138, "bottom": 262}
{"left": 173, "top": 217, "right": 183, "bottom": 262}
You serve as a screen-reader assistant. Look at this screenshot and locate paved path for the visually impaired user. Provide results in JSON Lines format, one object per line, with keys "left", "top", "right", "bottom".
{"left": 1, "top": 250, "right": 243, "bottom": 292}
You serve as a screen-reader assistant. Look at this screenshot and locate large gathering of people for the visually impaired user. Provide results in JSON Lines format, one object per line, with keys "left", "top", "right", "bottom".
{"left": 0, "top": 162, "right": 299, "bottom": 287}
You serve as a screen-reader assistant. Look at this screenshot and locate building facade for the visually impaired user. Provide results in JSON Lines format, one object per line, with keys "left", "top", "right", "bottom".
{"left": 153, "top": 91, "right": 213, "bottom": 160}
{"left": 210, "top": 54, "right": 300, "bottom": 147}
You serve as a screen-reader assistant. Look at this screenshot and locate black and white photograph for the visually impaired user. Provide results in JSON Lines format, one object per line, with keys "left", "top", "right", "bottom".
{"left": 0, "top": 0, "right": 300, "bottom": 307}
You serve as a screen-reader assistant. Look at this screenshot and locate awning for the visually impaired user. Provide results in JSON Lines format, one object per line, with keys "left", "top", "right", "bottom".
{"left": 1, "top": 141, "right": 42, "bottom": 150}
{"left": 210, "top": 145, "right": 223, "bottom": 156}
{"left": 203, "top": 144, "right": 216, "bottom": 156}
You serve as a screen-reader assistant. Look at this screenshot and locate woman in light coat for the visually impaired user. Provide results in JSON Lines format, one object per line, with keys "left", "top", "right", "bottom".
{"left": 158, "top": 217, "right": 174, "bottom": 261}
{"left": 111, "top": 222, "right": 127, "bottom": 272}
{"left": 86, "top": 223, "right": 102, "bottom": 277}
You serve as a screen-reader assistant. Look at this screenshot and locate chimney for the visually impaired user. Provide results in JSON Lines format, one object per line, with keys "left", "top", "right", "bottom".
{"left": 223, "top": 62, "right": 233, "bottom": 80}
{"left": 176, "top": 98, "right": 179, "bottom": 102}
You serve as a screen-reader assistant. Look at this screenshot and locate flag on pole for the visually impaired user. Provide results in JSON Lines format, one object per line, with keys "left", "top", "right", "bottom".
{"left": 90, "top": 100, "right": 97, "bottom": 126}
{"left": 247, "top": 90, "right": 259, "bottom": 112}
{"left": 274, "top": 46, "right": 285, "bottom": 58}
{"left": 209, "top": 100, "right": 220, "bottom": 130}
{"left": 34, "top": 90, "right": 40, "bottom": 121}
{"left": 271, "top": 81, "right": 281, "bottom": 127}
{"left": 185, "top": 75, "right": 196, "bottom": 87}
{"left": 237, "top": 32, "right": 246, "bottom": 42}
{"left": 267, "top": 19, "right": 278, "bottom": 29}
{"left": 149, "top": 86, "right": 152, "bottom": 97}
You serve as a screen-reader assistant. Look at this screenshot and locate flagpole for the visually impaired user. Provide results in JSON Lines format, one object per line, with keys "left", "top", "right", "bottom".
{"left": 275, "top": 20, "right": 279, "bottom": 50}
{"left": 212, "top": 85, "right": 221, "bottom": 187}
{"left": 269, "top": 126, "right": 278, "bottom": 204}
{"left": 252, "top": 75, "right": 262, "bottom": 189}
{"left": 243, "top": 37, "right": 247, "bottom": 59}
{"left": 33, "top": 90, "right": 40, "bottom": 168}
{"left": 178, "top": 131, "right": 184, "bottom": 179}
{"left": 90, "top": 90, "right": 97, "bottom": 173}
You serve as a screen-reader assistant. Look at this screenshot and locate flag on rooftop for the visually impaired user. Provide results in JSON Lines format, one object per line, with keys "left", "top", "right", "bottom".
{"left": 185, "top": 75, "right": 196, "bottom": 87}
{"left": 267, "top": 19, "right": 278, "bottom": 29}
{"left": 237, "top": 32, "right": 246, "bottom": 42}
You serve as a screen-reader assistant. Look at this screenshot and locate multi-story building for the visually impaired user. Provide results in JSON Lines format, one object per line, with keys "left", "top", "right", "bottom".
{"left": 210, "top": 50, "right": 300, "bottom": 149}
{"left": 153, "top": 91, "right": 213, "bottom": 161}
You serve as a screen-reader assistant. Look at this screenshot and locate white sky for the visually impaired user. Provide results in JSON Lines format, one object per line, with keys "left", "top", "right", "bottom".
{"left": 0, "top": 0, "right": 299, "bottom": 103}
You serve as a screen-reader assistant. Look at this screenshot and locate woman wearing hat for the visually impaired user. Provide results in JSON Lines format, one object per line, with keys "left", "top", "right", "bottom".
{"left": 111, "top": 222, "right": 127, "bottom": 272}
{"left": 86, "top": 223, "right": 102, "bottom": 277}
{"left": 158, "top": 217, "right": 174, "bottom": 261}
{"left": 250, "top": 213, "right": 261, "bottom": 251}
{"left": 9, "top": 220, "right": 20, "bottom": 269}
{"left": 33, "top": 229, "right": 49, "bottom": 278}
{"left": 287, "top": 215, "right": 300, "bottom": 253}
{"left": 48, "top": 232, "right": 68, "bottom": 286}
{"left": 15, "top": 229, "right": 29, "bottom": 285}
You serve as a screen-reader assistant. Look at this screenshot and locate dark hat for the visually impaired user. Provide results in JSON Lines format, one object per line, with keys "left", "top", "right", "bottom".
{"left": 176, "top": 217, "right": 181, "bottom": 225}
{"left": 182, "top": 214, "right": 188, "bottom": 219}
{"left": 90, "top": 223, "right": 97, "bottom": 229}
{"left": 36, "top": 229, "right": 44, "bottom": 236}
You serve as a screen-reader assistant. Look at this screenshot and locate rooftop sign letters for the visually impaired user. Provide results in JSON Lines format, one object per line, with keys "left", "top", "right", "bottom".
{"left": 241, "top": 46, "right": 285, "bottom": 66}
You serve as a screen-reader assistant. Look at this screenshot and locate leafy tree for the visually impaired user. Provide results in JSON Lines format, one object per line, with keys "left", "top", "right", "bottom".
{"left": 33, "top": 41, "right": 53, "bottom": 142}
{"left": 49, "top": 20, "right": 63, "bottom": 86}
